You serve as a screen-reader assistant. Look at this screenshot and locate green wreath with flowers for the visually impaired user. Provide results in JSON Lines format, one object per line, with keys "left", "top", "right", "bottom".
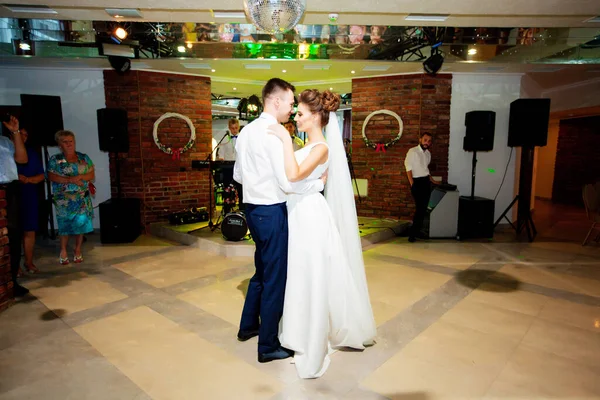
{"left": 361, "top": 110, "right": 404, "bottom": 151}
{"left": 153, "top": 112, "right": 196, "bottom": 159}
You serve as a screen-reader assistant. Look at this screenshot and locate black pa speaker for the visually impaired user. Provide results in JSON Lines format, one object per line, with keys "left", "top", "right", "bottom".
{"left": 97, "top": 108, "right": 129, "bottom": 152}
{"left": 99, "top": 198, "right": 141, "bottom": 243}
{"left": 464, "top": 111, "right": 495, "bottom": 151}
{"left": 508, "top": 98, "right": 551, "bottom": 148}
{"left": 457, "top": 196, "right": 495, "bottom": 239}
{"left": 20, "top": 94, "right": 64, "bottom": 147}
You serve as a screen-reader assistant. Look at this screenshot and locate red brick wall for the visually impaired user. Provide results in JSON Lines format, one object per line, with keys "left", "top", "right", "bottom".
{"left": 103, "top": 71, "right": 212, "bottom": 227}
{"left": 351, "top": 74, "right": 451, "bottom": 219}
{"left": 0, "top": 187, "right": 13, "bottom": 311}
{"left": 553, "top": 116, "right": 600, "bottom": 206}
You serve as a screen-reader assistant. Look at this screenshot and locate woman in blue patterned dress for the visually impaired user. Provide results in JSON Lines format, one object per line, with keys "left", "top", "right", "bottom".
{"left": 47, "top": 130, "right": 95, "bottom": 265}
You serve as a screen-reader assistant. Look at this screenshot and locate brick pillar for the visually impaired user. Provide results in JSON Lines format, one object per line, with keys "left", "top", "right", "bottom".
{"left": 0, "top": 186, "right": 14, "bottom": 312}
{"left": 351, "top": 74, "right": 451, "bottom": 219}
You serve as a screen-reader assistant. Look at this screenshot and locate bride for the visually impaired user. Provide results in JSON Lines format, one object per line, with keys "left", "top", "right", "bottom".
{"left": 268, "top": 89, "right": 376, "bottom": 379}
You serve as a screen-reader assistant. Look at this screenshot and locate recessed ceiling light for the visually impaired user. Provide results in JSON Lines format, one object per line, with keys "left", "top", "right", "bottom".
{"left": 3, "top": 4, "right": 57, "bottom": 14}
{"left": 233, "top": 87, "right": 237, "bottom": 91}
{"left": 329, "top": 87, "right": 333, "bottom": 90}
{"left": 211, "top": 69, "right": 216, "bottom": 72}
{"left": 351, "top": 70, "right": 356, "bottom": 74}
{"left": 282, "top": 69, "right": 287, "bottom": 73}
{"left": 213, "top": 11, "right": 246, "bottom": 19}
{"left": 105, "top": 8, "right": 143, "bottom": 18}
{"left": 405, "top": 14, "right": 449, "bottom": 22}
{"left": 584, "top": 15, "right": 600, "bottom": 23}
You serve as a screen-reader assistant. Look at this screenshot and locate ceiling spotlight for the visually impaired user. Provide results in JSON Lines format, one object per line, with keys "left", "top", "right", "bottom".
{"left": 351, "top": 70, "right": 355, "bottom": 74}
{"left": 211, "top": 69, "right": 216, "bottom": 72}
{"left": 423, "top": 49, "right": 444, "bottom": 75}
{"left": 282, "top": 69, "right": 287, "bottom": 73}
{"left": 114, "top": 27, "right": 128, "bottom": 40}
{"left": 233, "top": 87, "right": 237, "bottom": 91}
{"left": 177, "top": 45, "right": 186, "bottom": 53}
{"left": 329, "top": 87, "right": 333, "bottom": 90}
{"left": 468, "top": 48, "right": 477, "bottom": 55}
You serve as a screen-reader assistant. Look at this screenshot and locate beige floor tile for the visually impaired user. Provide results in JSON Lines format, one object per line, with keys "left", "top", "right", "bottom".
{"left": 74, "top": 306, "right": 283, "bottom": 400}
{"left": 538, "top": 298, "right": 600, "bottom": 333}
{"left": 466, "top": 282, "right": 549, "bottom": 316}
{"left": 530, "top": 241, "right": 600, "bottom": 258}
{"left": 520, "top": 318, "right": 600, "bottom": 368}
{"left": 113, "top": 248, "right": 248, "bottom": 288}
{"left": 496, "top": 264, "right": 600, "bottom": 297}
{"left": 371, "top": 241, "right": 484, "bottom": 270}
{"left": 400, "top": 320, "right": 519, "bottom": 375}
{"left": 440, "top": 296, "right": 535, "bottom": 341}
{"left": 483, "top": 344, "right": 600, "bottom": 399}
{"left": 364, "top": 262, "right": 451, "bottom": 325}
{"left": 362, "top": 352, "right": 495, "bottom": 400}
{"left": 178, "top": 273, "right": 252, "bottom": 326}
{"left": 27, "top": 271, "right": 128, "bottom": 315}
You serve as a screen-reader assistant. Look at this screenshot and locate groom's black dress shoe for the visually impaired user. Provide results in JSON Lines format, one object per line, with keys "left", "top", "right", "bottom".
{"left": 258, "top": 347, "right": 293, "bottom": 363}
{"left": 237, "top": 329, "right": 259, "bottom": 342}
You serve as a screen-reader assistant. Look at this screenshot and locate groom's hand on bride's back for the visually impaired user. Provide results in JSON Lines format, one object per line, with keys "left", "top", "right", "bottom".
{"left": 320, "top": 170, "right": 328, "bottom": 185}
{"left": 267, "top": 124, "right": 291, "bottom": 142}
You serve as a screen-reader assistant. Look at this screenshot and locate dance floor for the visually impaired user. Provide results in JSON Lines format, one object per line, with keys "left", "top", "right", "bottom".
{"left": 1, "top": 200, "right": 599, "bottom": 400}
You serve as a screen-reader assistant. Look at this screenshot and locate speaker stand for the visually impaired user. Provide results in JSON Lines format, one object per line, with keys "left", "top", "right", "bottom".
{"left": 470, "top": 150, "right": 478, "bottom": 199}
{"left": 493, "top": 146, "right": 537, "bottom": 242}
{"left": 42, "top": 145, "right": 56, "bottom": 240}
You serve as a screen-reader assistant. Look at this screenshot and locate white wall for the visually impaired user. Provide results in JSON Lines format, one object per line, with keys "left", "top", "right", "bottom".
{"left": 0, "top": 67, "right": 107, "bottom": 229}
{"left": 449, "top": 74, "right": 522, "bottom": 222}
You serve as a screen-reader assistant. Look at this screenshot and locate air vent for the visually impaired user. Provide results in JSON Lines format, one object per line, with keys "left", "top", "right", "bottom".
{"left": 244, "top": 64, "right": 271, "bottom": 70}
{"left": 303, "top": 64, "right": 330, "bottom": 70}
{"left": 405, "top": 14, "right": 449, "bottom": 22}
{"left": 3, "top": 4, "right": 57, "bottom": 14}
{"left": 529, "top": 66, "right": 565, "bottom": 73}
{"left": 105, "top": 8, "right": 143, "bottom": 18}
{"left": 213, "top": 11, "right": 246, "bottom": 19}
{"left": 180, "top": 63, "right": 212, "bottom": 69}
{"left": 362, "top": 65, "right": 391, "bottom": 72}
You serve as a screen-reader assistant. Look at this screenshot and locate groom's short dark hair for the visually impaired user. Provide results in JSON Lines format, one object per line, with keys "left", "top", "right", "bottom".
{"left": 262, "top": 78, "right": 296, "bottom": 103}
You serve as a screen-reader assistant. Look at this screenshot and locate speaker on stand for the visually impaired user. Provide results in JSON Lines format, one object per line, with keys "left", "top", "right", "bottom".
{"left": 97, "top": 108, "right": 140, "bottom": 243}
{"left": 457, "top": 111, "right": 496, "bottom": 240}
{"left": 20, "top": 94, "right": 64, "bottom": 239}
{"left": 494, "top": 98, "right": 551, "bottom": 242}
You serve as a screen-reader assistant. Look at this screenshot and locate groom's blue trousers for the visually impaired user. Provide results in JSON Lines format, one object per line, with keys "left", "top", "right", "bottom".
{"left": 240, "top": 202, "right": 289, "bottom": 354}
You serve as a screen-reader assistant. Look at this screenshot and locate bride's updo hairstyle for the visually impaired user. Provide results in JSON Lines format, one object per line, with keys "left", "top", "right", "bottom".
{"left": 299, "top": 89, "right": 341, "bottom": 127}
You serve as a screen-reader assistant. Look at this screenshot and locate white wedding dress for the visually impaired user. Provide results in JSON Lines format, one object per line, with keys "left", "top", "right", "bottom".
{"left": 279, "top": 135, "right": 376, "bottom": 379}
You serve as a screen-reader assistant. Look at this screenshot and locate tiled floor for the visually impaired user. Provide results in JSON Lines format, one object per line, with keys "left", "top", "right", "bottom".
{"left": 1, "top": 200, "right": 599, "bottom": 400}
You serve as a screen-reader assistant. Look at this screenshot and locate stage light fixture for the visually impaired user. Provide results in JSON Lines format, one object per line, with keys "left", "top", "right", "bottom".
{"left": 423, "top": 50, "right": 444, "bottom": 75}
{"left": 112, "top": 26, "right": 128, "bottom": 43}
{"left": 108, "top": 55, "right": 131, "bottom": 74}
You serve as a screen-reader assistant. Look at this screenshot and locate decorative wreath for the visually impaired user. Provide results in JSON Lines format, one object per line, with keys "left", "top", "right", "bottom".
{"left": 153, "top": 112, "right": 196, "bottom": 160}
{"left": 361, "top": 110, "right": 404, "bottom": 152}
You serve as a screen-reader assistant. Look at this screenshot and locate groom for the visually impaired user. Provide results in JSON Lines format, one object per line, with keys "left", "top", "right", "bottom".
{"left": 234, "top": 78, "right": 325, "bottom": 363}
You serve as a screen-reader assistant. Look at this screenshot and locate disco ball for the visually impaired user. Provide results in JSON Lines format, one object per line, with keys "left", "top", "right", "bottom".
{"left": 243, "top": 0, "right": 307, "bottom": 34}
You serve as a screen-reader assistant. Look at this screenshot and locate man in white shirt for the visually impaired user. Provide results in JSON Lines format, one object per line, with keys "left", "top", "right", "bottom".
{"left": 234, "top": 78, "right": 325, "bottom": 363}
{"left": 284, "top": 120, "right": 304, "bottom": 151}
{"left": 217, "top": 118, "right": 243, "bottom": 209}
{"left": 404, "top": 132, "right": 440, "bottom": 242}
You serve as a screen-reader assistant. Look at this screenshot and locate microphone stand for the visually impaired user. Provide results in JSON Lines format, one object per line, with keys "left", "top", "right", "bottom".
{"left": 189, "top": 132, "right": 230, "bottom": 234}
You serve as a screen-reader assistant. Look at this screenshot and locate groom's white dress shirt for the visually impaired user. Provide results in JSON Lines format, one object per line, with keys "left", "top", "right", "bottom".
{"left": 234, "top": 112, "right": 323, "bottom": 205}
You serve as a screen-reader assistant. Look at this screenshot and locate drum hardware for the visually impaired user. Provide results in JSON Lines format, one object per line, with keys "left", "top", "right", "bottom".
{"left": 221, "top": 212, "right": 250, "bottom": 241}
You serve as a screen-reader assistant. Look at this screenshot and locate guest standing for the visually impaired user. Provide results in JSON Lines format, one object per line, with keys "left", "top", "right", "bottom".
{"left": 47, "top": 130, "right": 95, "bottom": 264}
